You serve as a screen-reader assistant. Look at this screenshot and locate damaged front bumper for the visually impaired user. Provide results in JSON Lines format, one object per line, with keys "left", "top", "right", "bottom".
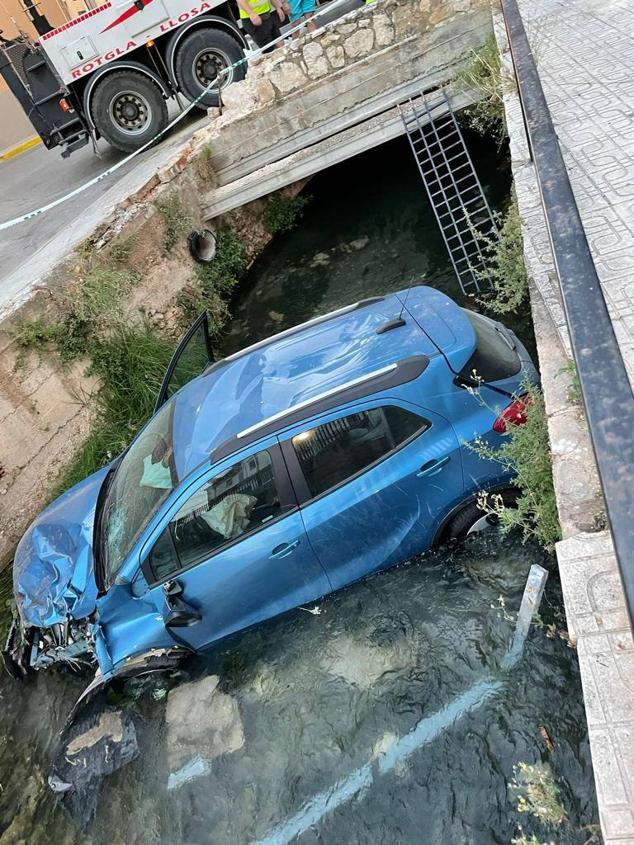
{"left": 3, "top": 612, "right": 96, "bottom": 678}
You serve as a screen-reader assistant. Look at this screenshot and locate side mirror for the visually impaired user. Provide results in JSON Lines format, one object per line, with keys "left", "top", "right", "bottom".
{"left": 163, "top": 580, "right": 201, "bottom": 628}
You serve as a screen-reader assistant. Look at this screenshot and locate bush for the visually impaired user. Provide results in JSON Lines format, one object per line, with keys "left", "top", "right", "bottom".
{"left": 265, "top": 193, "right": 310, "bottom": 235}
{"left": 477, "top": 197, "right": 530, "bottom": 314}
{"left": 471, "top": 384, "right": 561, "bottom": 551}
{"left": 454, "top": 36, "right": 506, "bottom": 143}
{"left": 14, "top": 265, "right": 139, "bottom": 363}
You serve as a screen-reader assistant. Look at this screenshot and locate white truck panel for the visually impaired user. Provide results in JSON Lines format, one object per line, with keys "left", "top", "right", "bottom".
{"left": 41, "top": 0, "right": 224, "bottom": 86}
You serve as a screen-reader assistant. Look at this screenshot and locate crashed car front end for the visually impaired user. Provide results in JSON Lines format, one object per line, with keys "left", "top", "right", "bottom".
{"left": 3, "top": 467, "right": 110, "bottom": 677}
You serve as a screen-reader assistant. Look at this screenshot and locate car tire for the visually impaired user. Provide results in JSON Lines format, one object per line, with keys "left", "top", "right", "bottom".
{"left": 92, "top": 71, "right": 168, "bottom": 153}
{"left": 442, "top": 488, "right": 519, "bottom": 542}
{"left": 174, "top": 28, "right": 246, "bottom": 110}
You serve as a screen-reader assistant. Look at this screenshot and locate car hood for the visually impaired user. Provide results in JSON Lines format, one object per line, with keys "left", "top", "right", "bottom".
{"left": 13, "top": 466, "right": 110, "bottom": 628}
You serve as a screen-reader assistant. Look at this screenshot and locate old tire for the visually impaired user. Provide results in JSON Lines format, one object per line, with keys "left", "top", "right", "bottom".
{"left": 174, "top": 28, "right": 246, "bottom": 109}
{"left": 442, "top": 489, "right": 519, "bottom": 543}
{"left": 91, "top": 71, "right": 168, "bottom": 153}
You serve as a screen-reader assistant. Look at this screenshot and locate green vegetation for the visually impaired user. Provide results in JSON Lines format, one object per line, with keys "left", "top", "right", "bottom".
{"left": 511, "top": 762, "right": 567, "bottom": 825}
{"left": 265, "top": 192, "right": 311, "bottom": 235}
{"left": 52, "top": 323, "right": 175, "bottom": 496}
{"left": 14, "top": 265, "right": 139, "bottom": 363}
{"left": 477, "top": 197, "right": 530, "bottom": 314}
{"left": 15, "top": 219, "right": 248, "bottom": 497}
{"left": 472, "top": 384, "right": 561, "bottom": 551}
{"left": 157, "top": 190, "right": 193, "bottom": 254}
{"left": 558, "top": 359, "right": 581, "bottom": 405}
{"left": 454, "top": 35, "right": 505, "bottom": 143}
{"left": 178, "top": 227, "right": 247, "bottom": 325}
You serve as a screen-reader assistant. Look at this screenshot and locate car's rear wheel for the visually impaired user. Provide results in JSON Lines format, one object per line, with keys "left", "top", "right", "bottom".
{"left": 441, "top": 489, "right": 519, "bottom": 542}
{"left": 92, "top": 71, "right": 168, "bottom": 153}
{"left": 174, "top": 29, "right": 246, "bottom": 110}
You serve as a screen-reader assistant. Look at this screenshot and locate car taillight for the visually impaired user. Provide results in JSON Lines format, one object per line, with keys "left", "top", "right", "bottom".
{"left": 493, "top": 395, "right": 531, "bottom": 433}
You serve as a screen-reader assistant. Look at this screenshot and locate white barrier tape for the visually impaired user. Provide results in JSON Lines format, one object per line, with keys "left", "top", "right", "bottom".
{"left": 0, "top": 0, "right": 358, "bottom": 232}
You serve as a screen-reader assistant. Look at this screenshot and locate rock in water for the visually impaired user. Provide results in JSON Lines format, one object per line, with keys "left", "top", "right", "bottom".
{"left": 165, "top": 675, "right": 245, "bottom": 783}
{"left": 50, "top": 708, "right": 138, "bottom": 829}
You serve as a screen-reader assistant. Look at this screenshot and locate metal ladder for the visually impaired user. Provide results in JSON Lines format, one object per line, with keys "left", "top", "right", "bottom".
{"left": 400, "top": 90, "right": 497, "bottom": 296}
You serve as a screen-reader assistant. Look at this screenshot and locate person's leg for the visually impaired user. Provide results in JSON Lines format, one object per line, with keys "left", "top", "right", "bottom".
{"left": 288, "top": 0, "right": 304, "bottom": 37}
{"left": 301, "top": 0, "right": 317, "bottom": 32}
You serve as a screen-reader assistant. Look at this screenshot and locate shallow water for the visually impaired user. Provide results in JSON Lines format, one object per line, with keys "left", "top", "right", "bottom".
{"left": 0, "top": 133, "right": 599, "bottom": 845}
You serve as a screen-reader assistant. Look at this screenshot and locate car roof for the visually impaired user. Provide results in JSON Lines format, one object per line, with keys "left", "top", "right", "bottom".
{"left": 171, "top": 287, "right": 472, "bottom": 478}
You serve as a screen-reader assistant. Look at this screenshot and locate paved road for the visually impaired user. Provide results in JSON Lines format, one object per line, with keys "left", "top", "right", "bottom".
{"left": 0, "top": 105, "right": 207, "bottom": 317}
{"left": 0, "top": 0, "right": 361, "bottom": 318}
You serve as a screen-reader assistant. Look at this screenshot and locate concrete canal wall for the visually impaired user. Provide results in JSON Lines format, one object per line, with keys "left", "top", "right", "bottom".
{"left": 0, "top": 0, "right": 491, "bottom": 567}
{"left": 494, "top": 3, "right": 634, "bottom": 841}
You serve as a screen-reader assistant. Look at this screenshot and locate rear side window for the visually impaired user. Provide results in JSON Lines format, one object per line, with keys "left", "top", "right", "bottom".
{"left": 292, "top": 406, "right": 428, "bottom": 499}
{"left": 460, "top": 310, "right": 521, "bottom": 383}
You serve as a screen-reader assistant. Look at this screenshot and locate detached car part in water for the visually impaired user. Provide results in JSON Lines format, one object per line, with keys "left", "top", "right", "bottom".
{"left": 4, "top": 287, "right": 537, "bottom": 713}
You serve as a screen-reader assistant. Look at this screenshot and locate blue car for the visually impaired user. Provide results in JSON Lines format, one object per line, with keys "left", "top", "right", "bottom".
{"left": 5, "top": 286, "right": 536, "bottom": 695}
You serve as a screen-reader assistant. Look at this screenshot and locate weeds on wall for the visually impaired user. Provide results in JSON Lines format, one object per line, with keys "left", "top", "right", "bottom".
{"left": 157, "top": 191, "right": 194, "bottom": 254}
{"left": 476, "top": 197, "right": 530, "bottom": 314}
{"left": 265, "top": 193, "right": 311, "bottom": 235}
{"left": 454, "top": 35, "right": 506, "bottom": 144}
{"left": 14, "top": 218, "right": 247, "bottom": 497}
{"left": 178, "top": 227, "right": 247, "bottom": 325}
{"left": 470, "top": 384, "right": 561, "bottom": 551}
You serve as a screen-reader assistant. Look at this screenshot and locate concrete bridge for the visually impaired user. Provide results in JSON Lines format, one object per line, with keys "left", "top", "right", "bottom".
{"left": 200, "top": 0, "right": 488, "bottom": 218}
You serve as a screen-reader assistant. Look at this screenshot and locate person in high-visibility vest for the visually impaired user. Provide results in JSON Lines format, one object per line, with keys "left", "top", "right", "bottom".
{"left": 237, "top": 0, "right": 290, "bottom": 51}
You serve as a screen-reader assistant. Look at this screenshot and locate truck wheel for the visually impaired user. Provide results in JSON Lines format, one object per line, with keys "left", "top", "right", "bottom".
{"left": 174, "top": 29, "right": 246, "bottom": 109}
{"left": 91, "top": 71, "right": 168, "bottom": 153}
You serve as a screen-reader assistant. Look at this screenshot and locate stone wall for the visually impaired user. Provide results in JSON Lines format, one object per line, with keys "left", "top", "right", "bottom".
{"left": 204, "top": 0, "right": 491, "bottom": 180}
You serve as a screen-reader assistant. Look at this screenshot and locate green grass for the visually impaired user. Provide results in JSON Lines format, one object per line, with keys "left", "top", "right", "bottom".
{"left": 265, "top": 193, "right": 311, "bottom": 235}
{"left": 157, "top": 191, "right": 193, "bottom": 255}
{"left": 51, "top": 322, "right": 175, "bottom": 496}
{"left": 14, "top": 265, "right": 139, "bottom": 363}
{"left": 470, "top": 384, "right": 561, "bottom": 551}
{"left": 454, "top": 35, "right": 506, "bottom": 143}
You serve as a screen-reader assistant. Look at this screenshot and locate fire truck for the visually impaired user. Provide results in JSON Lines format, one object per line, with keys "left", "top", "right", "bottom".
{"left": 0, "top": 0, "right": 248, "bottom": 156}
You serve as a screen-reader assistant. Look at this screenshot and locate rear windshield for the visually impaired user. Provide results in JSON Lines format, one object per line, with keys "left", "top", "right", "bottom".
{"left": 460, "top": 310, "right": 521, "bottom": 383}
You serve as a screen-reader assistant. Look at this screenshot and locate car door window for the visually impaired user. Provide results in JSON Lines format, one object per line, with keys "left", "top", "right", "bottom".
{"left": 148, "top": 449, "right": 283, "bottom": 581}
{"left": 292, "top": 406, "right": 429, "bottom": 499}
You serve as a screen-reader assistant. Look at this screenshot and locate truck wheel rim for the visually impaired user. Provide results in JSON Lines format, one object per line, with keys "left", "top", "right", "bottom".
{"left": 193, "top": 48, "right": 233, "bottom": 91}
{"left": 109, "top": 90, "right": 153, "bottom": 136}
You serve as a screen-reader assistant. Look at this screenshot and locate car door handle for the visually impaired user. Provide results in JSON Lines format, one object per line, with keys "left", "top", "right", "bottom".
{"left": 416, "top": 456, "right": 450, "bottom": 478}
{"left": 270, "top": 539, "right": 300, "bottom": 559}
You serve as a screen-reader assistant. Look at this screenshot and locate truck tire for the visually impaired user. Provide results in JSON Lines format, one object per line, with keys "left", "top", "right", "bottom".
{"left": 91, "top": 71, "right": 168, "bottom": 153}
{"left": 174, "top": 29, "right": 246, "bottom": 110}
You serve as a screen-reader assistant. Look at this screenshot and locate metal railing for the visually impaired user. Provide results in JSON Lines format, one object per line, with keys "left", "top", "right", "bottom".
{"left": 501, "top": 0, "right": 634, "bottom": 628}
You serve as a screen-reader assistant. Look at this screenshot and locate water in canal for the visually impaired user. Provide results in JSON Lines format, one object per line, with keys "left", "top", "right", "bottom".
{"left": 0, "top": 133, "right": 599, "bottom": 845}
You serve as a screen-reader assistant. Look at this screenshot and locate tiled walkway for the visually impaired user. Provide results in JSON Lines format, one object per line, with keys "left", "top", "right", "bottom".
{"left": 500, "top": 1, "right": 634, "bottom": 841}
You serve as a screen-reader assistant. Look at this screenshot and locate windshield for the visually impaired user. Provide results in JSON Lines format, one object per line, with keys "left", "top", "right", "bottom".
{"left": 101, "top": 401, "right": 180, "bottom": 586}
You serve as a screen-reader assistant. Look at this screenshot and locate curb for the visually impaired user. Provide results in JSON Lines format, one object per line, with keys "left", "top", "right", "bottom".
{"left": 0, "top": 136, "right": 41, "bottom": 162}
